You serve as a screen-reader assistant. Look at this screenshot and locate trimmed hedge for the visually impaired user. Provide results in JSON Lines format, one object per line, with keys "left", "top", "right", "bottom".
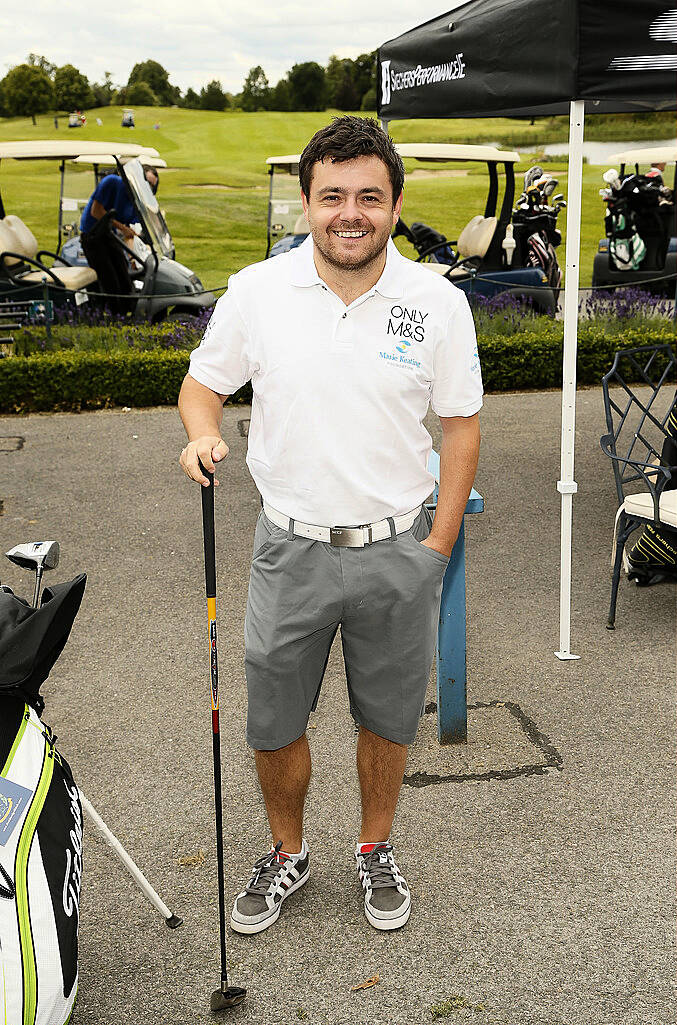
{"left": 478, "top": 324, "right": 675, "bottom": 391}
{"left": 0, "top": 324, "right": 673, "bottom": 414}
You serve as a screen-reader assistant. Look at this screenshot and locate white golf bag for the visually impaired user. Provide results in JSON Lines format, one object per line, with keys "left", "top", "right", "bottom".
{"left": 0, "top": 575, "right": 86, "bottom": 1025}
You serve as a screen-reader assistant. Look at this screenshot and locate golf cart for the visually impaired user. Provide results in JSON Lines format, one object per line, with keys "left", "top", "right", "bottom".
{"left": 0, "top": 141, "right": 213, "bottom": 321}
{"left": 265, "top": 145, "right": 559, "bottom": 314}
{"left": 393, "top": 145, "right": 560, "bottom": 314}
{"left": 265, "top": 154, "right": 308, "bottom": 257}
{"left": 60, "top": 152, "right": 171, "bottom": 259}
{"left": 591, "top": 144, "right": 676, "bottom": 295}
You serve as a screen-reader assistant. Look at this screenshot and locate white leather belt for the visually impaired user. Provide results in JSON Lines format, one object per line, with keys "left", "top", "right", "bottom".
{"left": 262, "top": 501, "right": 421, "bottom": 548}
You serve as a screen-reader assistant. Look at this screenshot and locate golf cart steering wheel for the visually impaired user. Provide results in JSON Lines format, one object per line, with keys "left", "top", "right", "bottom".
{"left": 414, "top": 240, "right": 460, "bottom": 263}
{"left": 0, "top": 251, "right": 64, "bottom": 289}
{"left": 413, "top": 242, "right": 480, "bottom": 277}
{"left": 98, "top": 209, "right": 155, "bottom": 271}
{"left": 109, "top": 228, "right": 150, "bottom": 269}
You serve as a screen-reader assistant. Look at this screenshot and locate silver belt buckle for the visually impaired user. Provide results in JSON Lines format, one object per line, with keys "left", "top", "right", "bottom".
{"left": 330, "top": 525, "right": 367, "bottom": 547}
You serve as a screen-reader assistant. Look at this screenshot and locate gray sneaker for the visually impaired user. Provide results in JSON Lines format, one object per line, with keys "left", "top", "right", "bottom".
{"left": 230, "top": 841, "right": 310, "bottom": 934}
{"left": 355, "top": 842, "right": 411, "bottom": 931}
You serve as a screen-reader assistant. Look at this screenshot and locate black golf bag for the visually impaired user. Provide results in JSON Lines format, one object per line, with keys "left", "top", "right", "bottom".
{"left": 511, "top": 208, "right": 562, "bottom": 291}
{"left": 605, "top": 174, "right": 674, "bottom": 272}
{"left": 627, "top": 397, "right": 677, "bottom": 584}
{"left": 393, "top": 219, "right": 457, "bottom": 264}
{"left": 0, "top": 574, "right": 86, "bottom": 1025}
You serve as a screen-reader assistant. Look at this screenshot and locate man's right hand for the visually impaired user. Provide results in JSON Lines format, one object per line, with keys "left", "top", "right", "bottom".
{"left": 180, "top": 437, "right": 230, "bottom": 486}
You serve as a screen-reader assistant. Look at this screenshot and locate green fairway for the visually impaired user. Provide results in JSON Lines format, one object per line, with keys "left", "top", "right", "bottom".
{"left": 0, "top": 106, "right": 673, "bottom": 288}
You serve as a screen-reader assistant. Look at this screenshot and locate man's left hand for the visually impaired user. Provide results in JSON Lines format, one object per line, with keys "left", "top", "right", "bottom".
{"left": 420, "top": 533, "right": 454, "bottom": 559}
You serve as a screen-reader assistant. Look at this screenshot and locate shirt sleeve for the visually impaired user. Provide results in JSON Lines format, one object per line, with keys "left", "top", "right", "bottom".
{"left": 188, "top": 277, "right": 254, "bottom": 397}
{"left": 430, "top": 290, "right": 483, "bottom": 417}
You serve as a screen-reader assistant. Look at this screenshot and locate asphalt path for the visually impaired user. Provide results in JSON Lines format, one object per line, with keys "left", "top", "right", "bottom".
{"left": 0, "top": 388, "right": 674, "bottom": 1025}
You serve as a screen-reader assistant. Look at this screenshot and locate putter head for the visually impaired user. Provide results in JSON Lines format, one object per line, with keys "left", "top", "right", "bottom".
{"left": 210, "top": 984, "right": 247, "bottom": 1011}
{"left": 6, "top": 541, "right": 60, "bottom": 572}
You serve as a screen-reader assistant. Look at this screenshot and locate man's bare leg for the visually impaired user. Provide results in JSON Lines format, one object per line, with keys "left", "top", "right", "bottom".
{"left": 356, "top": 726, "right": 408, "bottom": 843}
{"left": 254, "top": 733, "right": 310, "bottom": 853}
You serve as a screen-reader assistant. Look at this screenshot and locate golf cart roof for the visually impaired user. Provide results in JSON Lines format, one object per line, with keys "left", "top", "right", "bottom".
{"left": 396, "top": 143, "right": 520, "bottom": 163}
{"left": 607, "top": 144, "right": 677, "bottom": 166}
{"left": 266, "top": 154, "right": 300, "bottom": 172}
{"left": 71, "top": 153, "right": 167, "bottom": 168}
{"left": 265, "top": 143, "right": 521, "bottom": 170}
{"left": 0, "top": 141, "right": 160, "bottom": 161}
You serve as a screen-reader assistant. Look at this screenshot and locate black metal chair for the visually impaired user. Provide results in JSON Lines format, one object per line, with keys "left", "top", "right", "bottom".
{"left": 600, "top": 343, "right": 677, "bottom": 629}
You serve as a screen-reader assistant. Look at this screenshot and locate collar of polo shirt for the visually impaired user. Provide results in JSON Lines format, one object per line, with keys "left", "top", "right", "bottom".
{"left": 290, "top": 235, "right": 404, "bottom": 300}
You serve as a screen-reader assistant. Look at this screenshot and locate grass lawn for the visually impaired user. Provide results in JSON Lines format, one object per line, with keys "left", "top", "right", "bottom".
{"left": 0, "top": 107, "right": 674, "bottom": 288}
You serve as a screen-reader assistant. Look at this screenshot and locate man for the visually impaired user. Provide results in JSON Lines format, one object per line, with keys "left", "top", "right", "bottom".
{"left": 79, "top": 165, "right": 159, "bottom": 313}
{"left": 178, "top": 117, "right": 482, "bottom": 933}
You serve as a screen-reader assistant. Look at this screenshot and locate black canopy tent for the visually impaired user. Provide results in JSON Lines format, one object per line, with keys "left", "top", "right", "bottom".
{"left": 378, "top": 1, "right": 677, "bottom": 121}
{"left": 378, "top": 1, "right": 677, "bottom": 660}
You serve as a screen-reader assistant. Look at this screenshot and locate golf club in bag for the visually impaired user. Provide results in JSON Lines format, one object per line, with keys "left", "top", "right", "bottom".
{"left": 198, "top": 462, "right": 247, "bottom": 1012}
{"left": 511, "top": 166, "right": 564, "bottom": 292}
{"left": 598, "top": 168, "right": 673, "bottom": 273}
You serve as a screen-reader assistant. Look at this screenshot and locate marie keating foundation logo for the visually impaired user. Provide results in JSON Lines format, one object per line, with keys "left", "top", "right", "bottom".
{"left": 379, "top": 304, "right": 428, "bottom": 368}
{"left": 381, "top": 55, "right": 466, "bottom": 106}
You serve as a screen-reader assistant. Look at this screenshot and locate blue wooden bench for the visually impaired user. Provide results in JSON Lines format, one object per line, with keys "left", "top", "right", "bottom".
{"left": 427, "top": 450, "right": 484, "bottom": 745}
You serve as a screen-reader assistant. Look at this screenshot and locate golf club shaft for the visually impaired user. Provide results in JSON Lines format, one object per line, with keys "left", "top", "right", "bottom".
{"left": 199, "top": 465, "right": 229, "bottom": 987}
{"left": 32, "top": 567, "right": 43, "bottom": 609}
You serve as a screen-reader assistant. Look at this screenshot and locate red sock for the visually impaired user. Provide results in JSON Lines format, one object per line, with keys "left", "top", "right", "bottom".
{"left": 358, "top": 841, "right": 387, "bottom": 855}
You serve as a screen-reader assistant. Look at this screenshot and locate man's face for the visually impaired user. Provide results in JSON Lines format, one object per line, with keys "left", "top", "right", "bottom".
{"left": 302, "top": 155, "right": 402, "bottom": 272}
{"left": 145, "top": 169, "right": 159, "bottom": 194}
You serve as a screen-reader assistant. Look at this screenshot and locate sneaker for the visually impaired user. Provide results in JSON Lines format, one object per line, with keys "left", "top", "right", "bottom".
{"left": 230, "top": 841, "right": 310, "bottom": 935}
{"left": 355, "top": 842, "right": 411, "bottom": 931}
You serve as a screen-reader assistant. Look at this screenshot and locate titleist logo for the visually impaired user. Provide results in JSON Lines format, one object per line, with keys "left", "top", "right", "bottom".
{"left": 62, "top": 781, "right": 83, "bottom": 922}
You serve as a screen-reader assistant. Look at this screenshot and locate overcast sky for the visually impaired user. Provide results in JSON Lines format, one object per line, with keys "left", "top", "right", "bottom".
{"left": 2, "top": 1, "right": 461, "bottom": 94}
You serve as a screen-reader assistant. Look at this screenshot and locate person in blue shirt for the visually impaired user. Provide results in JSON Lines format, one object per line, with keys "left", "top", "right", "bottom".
{"left": 79, "top": 167, "right": 159, "bottom": 314}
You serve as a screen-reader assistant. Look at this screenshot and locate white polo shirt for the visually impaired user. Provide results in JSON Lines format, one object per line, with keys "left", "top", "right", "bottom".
{"left": 189, "top": 235, "right": 483, "bottom": 525}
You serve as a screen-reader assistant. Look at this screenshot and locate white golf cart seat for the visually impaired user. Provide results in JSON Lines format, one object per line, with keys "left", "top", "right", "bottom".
{"left": 457, "top": 215, "right": 497, "bottom": 259}
{"left": 418, "top": 212, "right": 496, "bottom": 278}
{"left": 0, "top": 215, "right": 97, "bottom": 290}
{"left": 419, "top": 214, "right": 497, "bottom": 278}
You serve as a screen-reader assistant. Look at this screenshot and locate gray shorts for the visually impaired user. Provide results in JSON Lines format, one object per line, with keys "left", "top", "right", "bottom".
{"left": 244, "top": 505, "right": 448, "bottom": 750}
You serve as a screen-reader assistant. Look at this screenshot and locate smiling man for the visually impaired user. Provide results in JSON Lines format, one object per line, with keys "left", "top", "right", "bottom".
{"left": 178, "top": 116, "right": 482, "bottom": 934}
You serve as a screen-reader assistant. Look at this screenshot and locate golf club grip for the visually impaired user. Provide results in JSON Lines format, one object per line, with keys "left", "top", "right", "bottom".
{"left": 198, "top": 461, "right": 216, "bottom": 598}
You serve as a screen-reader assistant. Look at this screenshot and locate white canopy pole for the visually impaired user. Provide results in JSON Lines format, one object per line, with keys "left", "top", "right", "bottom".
{"left": 555, "top": 98, "right": 585, "bottom": 661}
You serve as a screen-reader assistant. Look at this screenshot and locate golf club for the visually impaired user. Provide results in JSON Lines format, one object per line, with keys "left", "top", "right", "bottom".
{"left": 6, "top": 541, "right": 60, "bottom": 607}
{"left": 198, "top": 460, "right": 247, "bottom": 1012}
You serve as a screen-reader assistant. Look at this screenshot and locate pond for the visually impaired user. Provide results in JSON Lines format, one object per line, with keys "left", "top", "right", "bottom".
{"left": 525, "top": 138, "right": 677, "bottom": 165}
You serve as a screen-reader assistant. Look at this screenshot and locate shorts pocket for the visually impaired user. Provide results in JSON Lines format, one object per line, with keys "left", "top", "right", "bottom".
{"left": 413, "top": 538, "right": 450, "bottom": 566}
{"left": 252, "top": 510, "right": 287, "bottom": 559}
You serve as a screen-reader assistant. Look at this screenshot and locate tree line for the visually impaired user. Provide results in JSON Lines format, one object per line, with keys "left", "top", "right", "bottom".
{"left": 0, "top": 54, "right": 377, "bottom": 123}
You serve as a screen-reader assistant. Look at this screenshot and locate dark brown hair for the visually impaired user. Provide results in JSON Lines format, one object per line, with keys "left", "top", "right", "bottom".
{"left": 299, "top": 116, "right": 404, "bottom": 204}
